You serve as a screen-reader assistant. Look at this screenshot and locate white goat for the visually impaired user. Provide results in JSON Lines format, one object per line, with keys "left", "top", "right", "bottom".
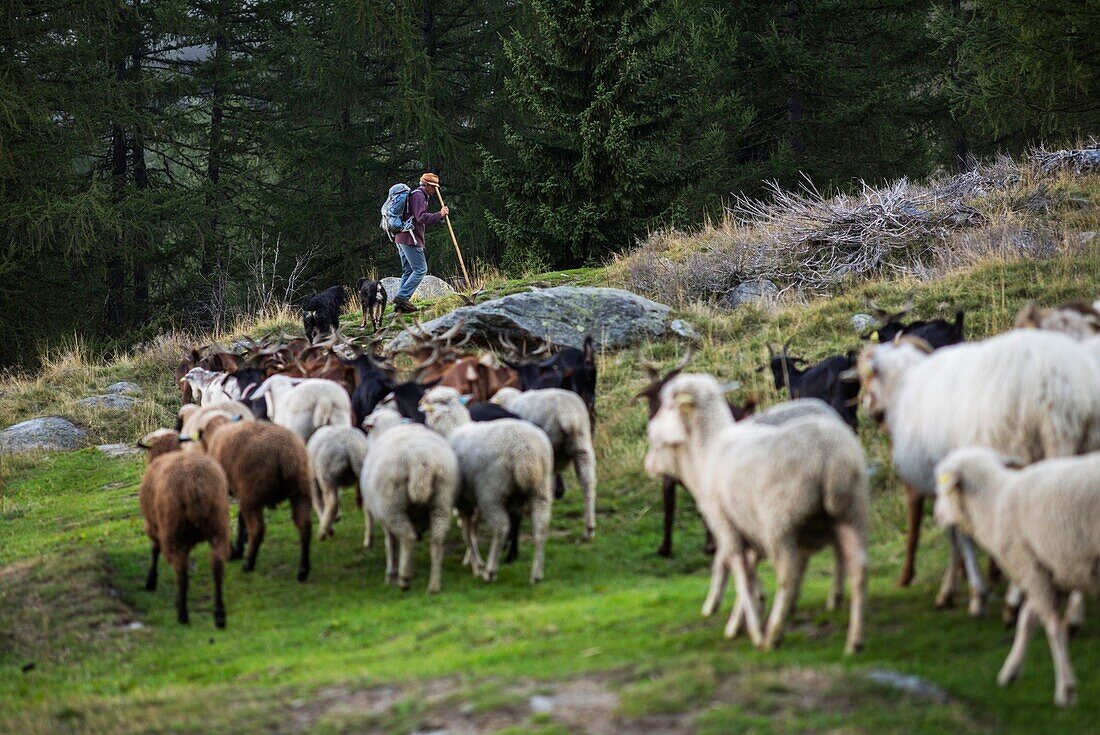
{"left": 491, "top": 386, "right": 597, "bottom": 540}
{"left": 645, "top": 373, "right": 869, "bottom": 654}
{"left": 935, "top": 447, "right": 1100, "bottom": 706}
{"left": 855, "top": 330, "right": 1100, "bottom": 615}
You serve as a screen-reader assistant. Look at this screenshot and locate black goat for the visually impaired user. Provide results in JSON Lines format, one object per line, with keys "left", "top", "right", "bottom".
{"left": 761, "top": 342, "right": 859, "bottom": 430}
{"left": 504, "top": 335, "right": 598, "bottom": 427}
{"left": 341, "top": 354, "right": 396, "bottom": 427}
{"left": 301, "top": 285, "right": 350, "bottom": 342}
{"left": 357, "top": 277, "right": 387, "bottom": 331}
{"left": 864, "top": 300, "right": 965, "bottom": 350}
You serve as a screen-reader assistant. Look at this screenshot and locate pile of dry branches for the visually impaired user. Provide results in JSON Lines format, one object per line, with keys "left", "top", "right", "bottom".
{"left": 621, "top": 147, "right": 1096, "bottom": 305}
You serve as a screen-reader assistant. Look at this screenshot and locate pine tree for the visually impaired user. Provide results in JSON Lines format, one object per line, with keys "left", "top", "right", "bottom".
{"left": 484, "top": 0, "right": 709, "bottom": 269}
{"left": 930, "top": 0, "right": 1099, "bottom": 151}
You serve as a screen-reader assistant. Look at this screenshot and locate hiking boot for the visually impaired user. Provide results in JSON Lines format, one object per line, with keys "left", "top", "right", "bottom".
{"left": 393, "top": 298, "right": 418, "bottom": 314}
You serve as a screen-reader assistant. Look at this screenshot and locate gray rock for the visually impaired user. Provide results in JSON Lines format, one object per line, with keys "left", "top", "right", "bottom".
{"left": 724, "top": 279, "right": 778, "bottom": 309}
{"left": 387, "top": 286, "right": 675, "bottom": 352}
{"left": 529, "top": 695, "right": 555, "bottom": 714}
{"left": 97, "top": 443, "right": 142, "bottom": 458}
{"left": 0, "top": 417, "right": 87, "bottom": 454}
{"left": 105, "top": 381, "right": 142, "bottom": 396}
{"left": 380, "top": 275, "right": 456, "bottom": 302}
{"left": 76, "top": 395, "right": 137, "bottom": 411}
{"left": 851, "top": 313, "right": 876, "bottom": 334}
{"left": 669, "top": 318, "right": 699, "bottom": 341}
{"left": 865, "top": 669, "right": 949, "bottom": 703}
{"left": 1075, "top": 231, "right": 1099, "bottom": 246}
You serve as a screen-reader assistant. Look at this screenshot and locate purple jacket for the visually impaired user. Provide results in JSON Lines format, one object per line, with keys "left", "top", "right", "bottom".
{"left": 395, "top": 186, "right": 444, "bottom": 248}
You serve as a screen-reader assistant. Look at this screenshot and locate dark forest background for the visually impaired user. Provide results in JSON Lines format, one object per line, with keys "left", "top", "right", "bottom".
{"left": 2, "top": 0, "right": 1096, "bottom": 366}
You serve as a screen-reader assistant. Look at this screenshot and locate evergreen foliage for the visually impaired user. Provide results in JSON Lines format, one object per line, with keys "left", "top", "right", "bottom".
{"left": 0, "top": 0, "right": 1093, "bottom": 366}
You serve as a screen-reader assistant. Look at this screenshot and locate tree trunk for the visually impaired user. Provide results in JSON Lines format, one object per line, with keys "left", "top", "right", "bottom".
{"left": 783, "top": 1, "right": 805, "bottom": 159}
{"left": 130, "top": 0, "right": 149, "bottom": 318}
{"left": 204, "top": 0, "right": 228, "bottom": 283}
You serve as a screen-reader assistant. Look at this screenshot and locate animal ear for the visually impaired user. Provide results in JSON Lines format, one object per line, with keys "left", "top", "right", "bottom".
{"left": 838, "top": 368, "right": 859, "bottom": 383}
{"left": 1000, "top": 455, "right": 1027, "bottom": 470}
{"left": 136, "top": 439, "right": 150, "bottom": 449}
{"left": 719, "top": 381, "right": 741, "bottom": 393}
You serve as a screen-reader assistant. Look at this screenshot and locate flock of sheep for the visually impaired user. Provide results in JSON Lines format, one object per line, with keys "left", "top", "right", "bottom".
{"left": 131, "top": 292, "right": 1100, "bottom": 708}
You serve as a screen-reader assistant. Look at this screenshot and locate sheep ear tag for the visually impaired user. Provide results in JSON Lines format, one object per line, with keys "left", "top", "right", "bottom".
{"left": 178, "top": 435, "right": 192, "bottom": 443}
{"left": 870, "top": 331, "right": 879, "bottom": 342}
{"left": 936, "top": 472, "right": 953, "bottom": 490}
{"left": 231, "top": 415, "right": 243, "bottom": 423}
{"left": 459, "top": 395, "right": 472, "bottom": 405}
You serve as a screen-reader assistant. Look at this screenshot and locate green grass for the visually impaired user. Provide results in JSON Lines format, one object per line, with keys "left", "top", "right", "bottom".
{"left": 3, "top": 252, "right": 1100, "bottom": 734}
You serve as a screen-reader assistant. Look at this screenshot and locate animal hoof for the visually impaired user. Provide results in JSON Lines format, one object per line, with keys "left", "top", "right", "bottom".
{"left": 483, "top": 571, "right": 497, "bottom": 582}
{"left": 1055, "top": 685, "right": 1077, "bottom": 708}
{"left": 845, "top": 641, "right": 863, "bottom": 655}
{"left": 934, "top": 593, "right": 954, "bottom": 610}
{"left": 1002, "top": 605, "right": 1019, "bottom": 629}
{"left": 399, "top": 578, "right": 411, "bottom": 591}
{"left": 896, "top": 571, "right": 914, "bottom": 588}
{"left": 178, "top": 614, "right": 190, "bottom": 625}
{"left": 243, "top": 561, "right": 255, "bottom": 573}
{"left": 427, "top": 585, "right": 441, "bottom": 595}
{"left": 215, "top": 612, "right": 227, "bottom": 629}
{"left": 584, "top": 527, "right": 595, "bottom": 542}
{"left": 297, "top": 570, "right": 309, "bottom": 583}
{"left": 1069, "top": 623, "right": 1082, "bottom": 638}
{"left": 144, "top": 581, "right": 156, "bottom": 592}
{"left": 229, "top": 549, "right": 243, "bottom": 561}
{"left": 997, "top": 669, "right": 1019, "bottom": 687}
{"left": 656, "top": 545, "right": 672, "bottom": 558}
{"left": 386, "top": 573, "right": 398, "bottom": 586}
{"left": 530, "top": 574, "right": 543, "bottom": 584}
{"left": 968, "top": 596, "right": 987, "bottom": 617}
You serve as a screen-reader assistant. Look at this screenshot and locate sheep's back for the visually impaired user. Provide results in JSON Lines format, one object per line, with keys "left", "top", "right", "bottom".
{"left": 143, "top": 453, "right": 230, "bottom": 546}
{"left": 1001, "top": 464, "right": 1100, "bottom": 591}
{"left": 210, "top": 422, "right": 310, "bottom": 506}
{"left": 450, "top": 420, "right": 553, "bottom": 495}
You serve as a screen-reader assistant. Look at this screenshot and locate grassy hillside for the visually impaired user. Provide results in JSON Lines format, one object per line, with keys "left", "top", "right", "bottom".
{"left": 2, "top": 159, "right": 1100, "bottom": 733}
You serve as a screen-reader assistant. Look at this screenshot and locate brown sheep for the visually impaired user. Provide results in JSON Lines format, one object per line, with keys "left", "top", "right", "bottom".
{"left": 193, "top": 415, "right": 313, "bottom": 581}
{"left": 136, "top": 428, "right": 231, "bottom": 628}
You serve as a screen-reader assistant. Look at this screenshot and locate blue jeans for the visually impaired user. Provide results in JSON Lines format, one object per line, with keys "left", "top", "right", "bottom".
{"left": 395, "top": 243, "right": 427, "bottom": 300}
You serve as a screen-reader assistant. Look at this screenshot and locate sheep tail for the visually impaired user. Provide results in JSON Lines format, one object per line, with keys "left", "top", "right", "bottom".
{"left": 406, "top": 462, "right": 435, "bottom": 505}
{"left": 313, "top": 399, "right": 335, "bottom": 429}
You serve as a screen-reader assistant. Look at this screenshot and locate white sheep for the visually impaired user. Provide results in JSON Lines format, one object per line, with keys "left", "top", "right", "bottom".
{"left": 420, "top": 386, "right": 555, "bottom": 584}
{"left": 934, "top": 447, "right": 1100, "bottom": 706}
{"left": 491, "top": 386, "right": 597, "bottom": 540}
{"left": 855, "top": 330, "right": 1100, "bottom": 615}
{"left": 358, "top": 415, "right": 459, "bottom": 593}
{"left": 252, "top": 375, "right": 352, "bottom": 441}
{"left": 644, "top": 373, "right": 869, "bottom": 654}
{"left": 306, "top": 426, "right": 370, "bottom": 540}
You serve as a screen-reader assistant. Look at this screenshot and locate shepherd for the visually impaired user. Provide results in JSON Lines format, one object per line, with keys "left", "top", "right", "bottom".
{"left": 391, "top": 172, "right": 449, "bottom": 314}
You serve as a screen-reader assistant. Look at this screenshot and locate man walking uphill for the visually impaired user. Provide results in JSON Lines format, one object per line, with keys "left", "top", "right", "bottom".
{"left": 393, "top": 172, "right": 449, "bottom": 314}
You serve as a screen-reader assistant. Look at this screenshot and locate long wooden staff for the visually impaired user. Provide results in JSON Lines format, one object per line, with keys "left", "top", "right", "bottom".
{"left": 433, "top": 187, "right": 472, "bottom": 289}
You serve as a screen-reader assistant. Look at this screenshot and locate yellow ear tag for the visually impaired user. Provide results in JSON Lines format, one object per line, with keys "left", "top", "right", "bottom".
{"left": 936, "top": 473, "right": 952, "bottom": 487}
{"left": 871, "top": 331, "right": 879, "bottom": 342}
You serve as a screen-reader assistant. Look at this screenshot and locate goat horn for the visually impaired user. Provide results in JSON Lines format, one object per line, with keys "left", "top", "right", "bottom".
{"left": 528, "top": 340, "right": 550, "bottom": 356}
{"left": 437, "top": 318, "right": 466, "bottom": 344}
{"left": 498, "top": 333, "right": 519, "bottom": 355}
{"left": 637, "top": 350, "right": 662, "bottom": 381}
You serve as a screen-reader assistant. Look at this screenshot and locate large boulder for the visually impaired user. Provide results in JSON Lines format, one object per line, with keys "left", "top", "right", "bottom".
{"left": 387, "top": 286, "right": 683, "bottom": 352}
{"left": 0, "top": 417, "right": 87, "bottom": 454}
{"left": 379, "top": 275, "right": 455, "bottom": 302}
